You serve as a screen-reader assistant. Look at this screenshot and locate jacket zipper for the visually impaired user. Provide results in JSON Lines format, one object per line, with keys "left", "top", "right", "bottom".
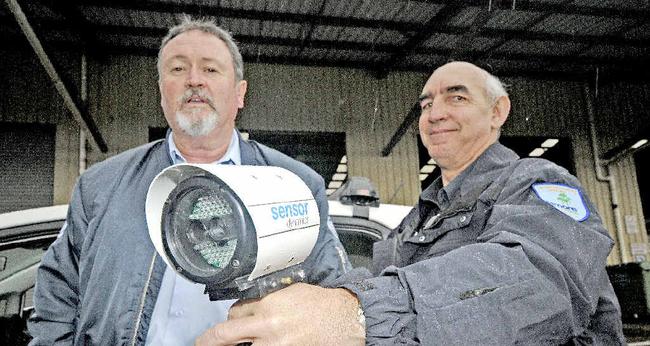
{"left": 423, "top": 205, "right": 473, "bottom": 230}
{"left": 130, "top": 254, "right": 157, "bottom": 346}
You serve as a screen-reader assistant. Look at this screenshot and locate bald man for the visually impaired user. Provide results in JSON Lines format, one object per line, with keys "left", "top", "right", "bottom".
{"left": 197, "top": 62, "right": 625, "bottom": 345}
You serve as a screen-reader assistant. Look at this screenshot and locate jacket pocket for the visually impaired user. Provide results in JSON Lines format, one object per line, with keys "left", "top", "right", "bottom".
{"left": 418, "top": 277, "right": 573, "bottom": 345}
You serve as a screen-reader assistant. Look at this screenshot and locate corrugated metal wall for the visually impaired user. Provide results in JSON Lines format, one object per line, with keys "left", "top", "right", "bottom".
{"left": 502, "top": 78, "right": 578, "bottom": 137}
{"left": 86, "top": 55, "right": 161, "bottom": 163}
{"left": 573, "top": 127, "right": 621, "bottom": 264}
{"left": 502, "top": 77, "right": 649, "bottom": 265}
{"left": 611, "top": 158, "right": 649, "bottom": 262}
{"left": 3, "top": 49, "right": 650, "bottom": 264}
{"left": 341, "top": 71, "right": 424, "bottom": 206}
{"left": 576, "top": 150, "right": 650, "bottom": 265}
{"left": 572, "top": 86, "right": 649, "bottom": 265}
{"left": 53, "top": 120, "right": 80, "bottom": 205}
{"left": 239, "top": 64, "right": 426, "bottom": 205}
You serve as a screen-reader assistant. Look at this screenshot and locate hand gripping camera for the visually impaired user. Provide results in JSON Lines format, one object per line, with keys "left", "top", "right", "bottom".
{"left": 145, "top": 164, "right": 320, "bottom": 300}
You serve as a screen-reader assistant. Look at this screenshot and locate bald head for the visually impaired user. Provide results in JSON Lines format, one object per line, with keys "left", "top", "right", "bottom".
{"left": 430, "top": 62, "right": 508, "bottom": 103}
{"left": 418, "top": 61, "right": 511, "bottom": 184}
{"left": 434, "top": 61, "right": 487, "bottom": 75}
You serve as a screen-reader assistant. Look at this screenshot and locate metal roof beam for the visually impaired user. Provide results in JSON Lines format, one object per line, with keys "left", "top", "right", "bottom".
{"left": 100, "top": 21, "right": 650, "bottom": 48}
{"left": 510, "top": 1, "right": 650, "bottom": 20}
{"left": 85, "top": 0, "right": 650, "bottom": 21}
{"left": 37, "top": 0, "right": 99, "bottom": 54}
{"left": 381, "top": 103, "right": 420, "bottom": 157}
{"left": 477, "top": 0, "right": 573, "bottom": 60}
{"left": 8, "top": 27, "right": 646, "bottom": 68}
{"left": 448, "top": 3, "right": 494, "bottom": 61}
{"left": 397, "top": 0, "right": 650, "bottom": 19}
{"left": 297, "top": 0, "right": 328, "bottom": 54}
{"left": 378, "top": 4, "right": 465, "bottom": 77}
{"left": 78, "top": 0, "right": 422, "bottom": 32}
{"left": 479, "top": 28, "right": 650, "bottom": 48}
{"left": 8, "top": 36, "right": 649, "bottom": 82}
{"left": 18, "top": 15, "right": 650, "bottom": 49}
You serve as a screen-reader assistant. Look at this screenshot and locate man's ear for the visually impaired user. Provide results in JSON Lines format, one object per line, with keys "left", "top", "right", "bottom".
{"left": 236, "top": 80, "right": 248, "bottom": 109}
{"left": 491, "top": 95, "right": 511, "bottom": 129}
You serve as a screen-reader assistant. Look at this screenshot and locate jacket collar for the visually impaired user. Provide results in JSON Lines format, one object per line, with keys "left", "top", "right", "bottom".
{"left": 458, "top": 142, "right": 519, "bottom": 201}
{"left": 239, "top": 131, "right": 269, "bottom": 166}
{"left": 420, "top": 142, "right": 519, "bottom": 209}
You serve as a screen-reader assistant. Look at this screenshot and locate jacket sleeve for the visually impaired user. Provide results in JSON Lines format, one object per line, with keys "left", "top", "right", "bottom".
{"left": 27, "top": 180, "right": 87, "bottom": 345}
{"left": 302, "top": 173, "right": 352, "bottom": 285}
{"left": 342, "top": 169, "right": 621, "bottom": 345}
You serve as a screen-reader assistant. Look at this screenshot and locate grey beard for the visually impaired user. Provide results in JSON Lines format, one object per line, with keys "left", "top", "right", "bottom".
{"left": 175, "top": 108, "right": 220, "bottom": 137}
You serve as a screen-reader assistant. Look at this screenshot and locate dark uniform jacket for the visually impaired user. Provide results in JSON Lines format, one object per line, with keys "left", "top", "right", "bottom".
{"left": 342, "top": 142, "right": 624, "bottom": 345}
{"left": 28, "top": 132, "right": 350, "bottom": 345}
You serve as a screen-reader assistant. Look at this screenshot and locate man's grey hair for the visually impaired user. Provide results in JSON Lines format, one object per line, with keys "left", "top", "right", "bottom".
{"left": 157, "top": 15, "right": 244, "bottom": 82}
{"left": 485, "top": 73, "right": 508, "bottom": 103}
{"left": 483, "top": 71, "right": 509, "bottom": 138}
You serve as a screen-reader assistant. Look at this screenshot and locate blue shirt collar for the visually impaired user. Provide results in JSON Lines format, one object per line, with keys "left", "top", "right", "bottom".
{"left": 167, "top": 130, "right": 241, "bottom": 165}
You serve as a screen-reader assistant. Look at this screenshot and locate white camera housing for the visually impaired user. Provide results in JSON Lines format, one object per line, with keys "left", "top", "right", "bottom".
{"left": 145, "top": 164, "right": 320, "bottom": 299}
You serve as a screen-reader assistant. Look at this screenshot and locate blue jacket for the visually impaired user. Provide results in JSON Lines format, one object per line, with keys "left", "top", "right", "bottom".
{"left": 341, "top": 143, "right": 624, "bottom": 345}
{"left": 28, "top": 134, "right": 350, "bottom": 345}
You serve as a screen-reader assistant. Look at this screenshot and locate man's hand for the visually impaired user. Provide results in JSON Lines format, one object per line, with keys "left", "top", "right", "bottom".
{"left": 195, "top": 283, "right": 365, "bottom": 346}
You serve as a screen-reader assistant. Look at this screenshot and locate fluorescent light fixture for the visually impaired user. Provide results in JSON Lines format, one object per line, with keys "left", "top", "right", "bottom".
{"left": 528, "top": 148, "right": 546, "bottom": 157}
{"left": 326, "top": 188, "right": 336, "bottom": 195}
{"left": 419, "top": 173, "right": 428, "bottom": 181}
{"left": 541, "top": 138, "right": 559, "bottom": 148}
{"left": 240, "top": 131, "right": 250, "bottom": 140}
{"left": 427, "top": 158, "right": 436, "bottom": 165}
{"left": 632, "top": 139, "right": 648, "bottom": 149}
{"left": 328, "top": 180, "right": 343, "bottom": 189}
{"left": 336, "top": 164, "right": 347, "bottom": 173}
{"left": 339, "top": 156, "right": 347, "bottom": 164}
{"left": 332, "top": 173, "right": 347, "bottom": 181}
{"left": 420, "top": 165, "right": 436, "bottom": 174}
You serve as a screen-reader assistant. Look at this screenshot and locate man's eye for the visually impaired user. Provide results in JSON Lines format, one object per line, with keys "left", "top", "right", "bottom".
{"left": 206, "top": 67, "right": 218, "bottom": 73}
{"left": 450, "top": 95, "right": 466, "bottom": 102}
{"left": 420, "top": 102, "right": 433, "bottom": 110}
{"left": 171, "top": 66, "right": 184, "bottom": 72}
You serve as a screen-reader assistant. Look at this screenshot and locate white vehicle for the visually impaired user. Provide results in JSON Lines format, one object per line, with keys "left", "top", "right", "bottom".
{"left": 327, "top": 177, "right": 412, "bottom": 269}
{"left": 0, "top": 178, "right": 411, "bottom": 344}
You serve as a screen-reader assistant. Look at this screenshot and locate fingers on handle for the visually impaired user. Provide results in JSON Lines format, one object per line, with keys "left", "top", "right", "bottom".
{"left": 196, "top": 317, "right": 259, "bottom": 346}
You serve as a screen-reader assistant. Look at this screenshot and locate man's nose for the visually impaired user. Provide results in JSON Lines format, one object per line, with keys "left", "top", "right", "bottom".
{"left": 185, "top": 66, "right": 204, "bottom": 88}
{"left": 423, "top": 103, "right": 446, "bottom": 122}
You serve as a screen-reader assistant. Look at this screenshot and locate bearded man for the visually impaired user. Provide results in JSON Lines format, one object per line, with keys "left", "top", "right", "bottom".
{"left": 28, "top": 17, "right": 349, "bottom": 346}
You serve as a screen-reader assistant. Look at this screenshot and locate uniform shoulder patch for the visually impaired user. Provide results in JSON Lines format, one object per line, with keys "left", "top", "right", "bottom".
{"left": 531, "top": 183, "right": 589, "bottom": 222}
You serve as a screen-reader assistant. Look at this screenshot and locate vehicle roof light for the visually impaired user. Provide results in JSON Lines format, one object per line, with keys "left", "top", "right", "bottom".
{"left": 327, "top": 176, "right": 379, "bottom": 207}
